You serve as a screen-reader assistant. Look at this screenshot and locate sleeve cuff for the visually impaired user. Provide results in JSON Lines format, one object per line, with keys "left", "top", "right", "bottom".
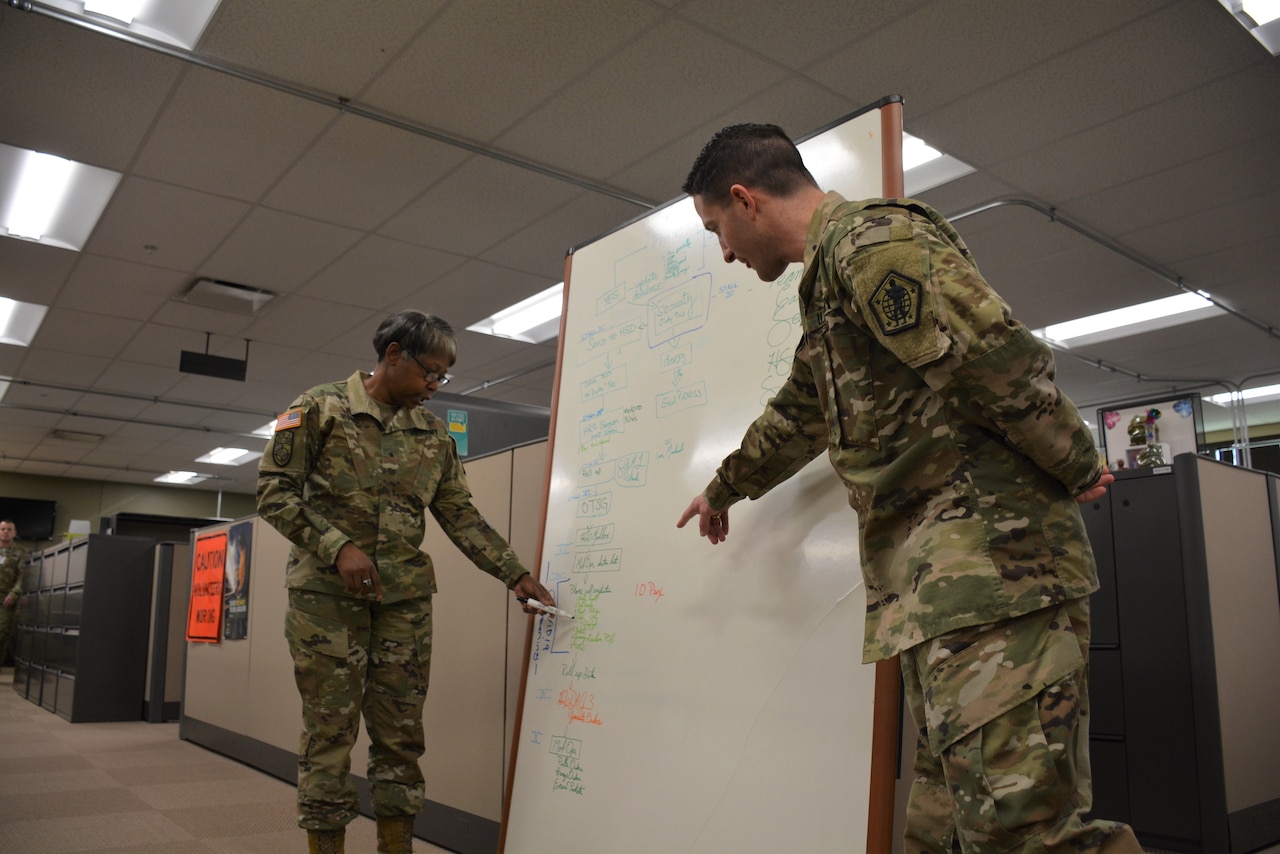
{"left": 317, "top": 528, "right": 352, "bottom": 566}
{"left": 704, "top": 474, "right": 744, "bottom": 512}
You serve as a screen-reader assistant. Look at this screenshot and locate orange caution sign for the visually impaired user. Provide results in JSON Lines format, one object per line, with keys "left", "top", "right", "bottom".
{"left": 186, "top": 531, "right": 228, "bottom": 643}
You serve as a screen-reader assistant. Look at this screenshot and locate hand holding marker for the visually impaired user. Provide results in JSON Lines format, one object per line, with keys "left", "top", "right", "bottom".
{"left": 518, "top": 597, "right": 575, "bottom": 619}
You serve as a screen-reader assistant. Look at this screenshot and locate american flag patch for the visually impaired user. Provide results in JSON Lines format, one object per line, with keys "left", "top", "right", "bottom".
{"left": 275, "top": 409, "right": 303, "bottom": 431}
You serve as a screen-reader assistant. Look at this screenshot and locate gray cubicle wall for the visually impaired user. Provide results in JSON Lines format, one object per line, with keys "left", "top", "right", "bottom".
{"left": 144, "top": 542, "right": 191, "bottom": 723}
{"left": 423, "top": 393, "right": 550, "bottom": 459}
{"left": 1176, "top": 456, "right": 1280, "bottom": 853}
{"left": 1072, "top": 455, "right": 1280, "bottom": 853}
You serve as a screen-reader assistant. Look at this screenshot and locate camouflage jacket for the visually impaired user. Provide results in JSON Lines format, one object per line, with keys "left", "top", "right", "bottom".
{"left": 705, "top": 193, "right": 1103, "bottom": 662}
{"left": 0, "top": 545, "right": 28, "bottom": 599}
{"left": 257, "top": 371, "right": 530, "bottom": 602}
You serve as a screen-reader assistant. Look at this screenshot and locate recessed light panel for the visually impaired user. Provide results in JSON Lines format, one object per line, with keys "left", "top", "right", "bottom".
{"left": 0, "top": 143, "right": 122, "bottom": 251}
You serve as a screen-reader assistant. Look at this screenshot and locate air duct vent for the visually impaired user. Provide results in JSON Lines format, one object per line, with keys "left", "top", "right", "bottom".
{"left": 179, "top": 278, "right": 274, "bottom": 315}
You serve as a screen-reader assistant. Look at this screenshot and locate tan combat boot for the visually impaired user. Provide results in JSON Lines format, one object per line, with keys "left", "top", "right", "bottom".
{"left": 376, "top": 815, "right": 415, "bottom": 854}
{"left": 307, "top": 828, "right": 345, "bottom": 854}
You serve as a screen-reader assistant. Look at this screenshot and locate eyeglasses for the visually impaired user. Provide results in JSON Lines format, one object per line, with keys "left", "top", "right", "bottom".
{"left": 401, "top": 346, "right": 451, "bottom": 386}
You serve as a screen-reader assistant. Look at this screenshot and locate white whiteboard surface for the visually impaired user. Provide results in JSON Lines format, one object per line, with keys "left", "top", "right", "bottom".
{"left": 505, "top": 106, "right": 890, "bottom": 854}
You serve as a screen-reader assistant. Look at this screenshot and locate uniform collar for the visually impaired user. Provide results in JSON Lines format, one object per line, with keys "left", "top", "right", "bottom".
{"left": 803, "top": 191, "right": 850, "bottom": 268}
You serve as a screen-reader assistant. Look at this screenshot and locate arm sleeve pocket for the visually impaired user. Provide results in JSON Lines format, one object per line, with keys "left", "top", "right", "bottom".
{"left": 846, "top": 238, "right": 950, "bottom": 369}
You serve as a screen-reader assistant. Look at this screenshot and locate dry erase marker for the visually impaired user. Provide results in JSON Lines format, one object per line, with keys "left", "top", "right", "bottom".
{"left": 518, "top": 598, "right": 575, "bottom": 619}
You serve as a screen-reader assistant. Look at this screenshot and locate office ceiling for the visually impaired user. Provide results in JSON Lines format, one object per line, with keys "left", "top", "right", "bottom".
{"left": 0, "top": 0, "right": 1277, "bottom": 495}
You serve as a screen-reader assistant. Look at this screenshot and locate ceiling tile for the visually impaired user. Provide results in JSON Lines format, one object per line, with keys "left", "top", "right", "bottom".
{"left": 30, "top": 308, "right": 142, "bottom": 359}
{"left": 493, "top": 18, "right": 790, "bottom": 179}
{"left": 132, "top": 66, "right": 335, "bottom": 201}
{"left": 0, "top": 6, "right": 183, "bottom": 169}
{"left": 362, "top": 0, "right": 662, "bottom": 143}
{"left": 55, "top": 255, "right": 188, "bottom": 322}
{"left": 0, "top": 239, "right": 78, "bottom": 305}
{"left": 85, "top": 176, "right": 252, "bottom": 271}
{"left": 379, "top": 156, "right": 581, "bottom": 256}
{"left": 300, "top": 235, "right": 469, "bottom": 309}
{"left": 607, "top": 76, "right": 859, "bottom": 205}
{"left": 679, "top": 0, "right": 924, "bottom": 71}
{"left": 481, "top": 192, "right": 644, "bottom": 279}
{"left": 242, "top": 294, "right": 376, "bottom": 351}
{"left": 265, "top": 114, "right": 472, "bottom": 231}
{"left": 198, "top": 0, "right": 446, "bottom": 98}
{"left": 200, "top": 207, "right": 365, "bottom": 292}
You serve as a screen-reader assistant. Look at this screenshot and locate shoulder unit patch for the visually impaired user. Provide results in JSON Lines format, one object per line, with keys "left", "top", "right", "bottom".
{"left": 869, "top": 271, "right": 922, "bottom": 335}
{"left": 271, "top": 431, "right": 294, "bottom": 467}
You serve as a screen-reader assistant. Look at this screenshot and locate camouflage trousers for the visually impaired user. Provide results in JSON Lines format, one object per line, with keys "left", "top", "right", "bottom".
{"left": 900, "top": 597, "right": 1143, "bottom": 853}
{"left": 285, "top": 589, "right": 433, "bottom": 831}
{"left": 0, "top": 603, "right": 15, "bottom": 661}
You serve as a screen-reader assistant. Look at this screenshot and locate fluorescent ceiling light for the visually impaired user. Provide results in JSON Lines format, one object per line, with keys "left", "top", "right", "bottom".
{"left": 5, "top": 152, "right": 75, "bottom": 240}
{"left": 902, "top": 133, "right": 975, "bottom": 196}
{"left": 1032, "top": 291, "right": 1226, "bottom": 348}
{"left": 1218, "top": 0, "right": 1280, "bottom": 55}
{"left": 253, "top": 420, "right": 278, "bottom": 437}
{"left": 41, "top": 0, "right": 223, "bottom": 50}
{"left": 468, "top": 282, "right": 565, "bottom": 344}
{"left": 0, "top": 143, "right": 122, "bottom": 251}
{"left": 83, "top": 0, "right": 146, "bottom": 24}
{"left": 154, "top": 470, "right": 211, "bottom": 485}
{"left": 1207, "top": 383, "right": 1280, "bottom": 406}
{"left": 195, "top": 447, "right": 260, "bottom": 466}
{"left": 0, "top": 297, "right": 50, "bottom": 347}
{"left": 800, "top": 131, "right": 975, "bottom": 197}
{"left": 902, "top": 135, "right": 942, "bottom": 170}
{"left": 1243, "top": 0, "right": 1280, "bottom": 24}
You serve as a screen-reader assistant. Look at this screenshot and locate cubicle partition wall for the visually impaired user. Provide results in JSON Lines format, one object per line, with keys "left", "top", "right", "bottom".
{"left": 1078, "top": 454, "right": 1280, "bottom": 853}
{"left": 179, "top": 441, "right": 547, "bottom": 854}
{"left": 144, "top": 541, "right": 191, "bottom": 723}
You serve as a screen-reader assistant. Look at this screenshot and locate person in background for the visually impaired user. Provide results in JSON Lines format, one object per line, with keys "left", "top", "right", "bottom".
{"left": 675, "top": 124, "right": 1141, "bottom": 853}
{"left": 0, "top": 519, "right": 29, "bottom": 668}
{"left": 257, "top": 310, "right": 556, "bottom": 854}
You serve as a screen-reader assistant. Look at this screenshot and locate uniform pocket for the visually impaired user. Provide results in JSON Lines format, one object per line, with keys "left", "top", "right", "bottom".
{"left": 946, "top": 686, "right": 1075, "bottom": 849}
{"left": 285, "top": 606, "right": 352, "bottom": 708}
{"left": 804, "top": 300, "right": 879, "bottom": 452}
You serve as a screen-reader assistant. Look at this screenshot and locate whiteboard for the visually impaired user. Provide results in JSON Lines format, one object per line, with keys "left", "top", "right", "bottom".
{"left": 504, "top": 104, "right": 895, "bottom": 854}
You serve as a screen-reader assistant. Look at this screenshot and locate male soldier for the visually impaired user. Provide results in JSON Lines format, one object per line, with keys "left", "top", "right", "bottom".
{"left": 258, "top": 310, "right": 556, "bottom": 854}
{"left": 675, "top": 125, "right": 1142, "bottom": 853}
{"left": 0, "top": 519, "right": 29, "bottom": 667}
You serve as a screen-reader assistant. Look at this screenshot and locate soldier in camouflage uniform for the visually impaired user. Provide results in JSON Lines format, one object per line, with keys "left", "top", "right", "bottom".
{"left": 258, "top": 310, "right": 556, "bottom": 854}
{"left": 676, "top": 125, "right": 1143, "bottom": 853}
{"left": 0, "top": 520, "right": 30, "bottom": 668}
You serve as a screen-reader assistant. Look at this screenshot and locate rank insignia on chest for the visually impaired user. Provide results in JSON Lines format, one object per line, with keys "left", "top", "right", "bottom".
{"left": 869, "top": 271, "right": 922, "bottom": 335}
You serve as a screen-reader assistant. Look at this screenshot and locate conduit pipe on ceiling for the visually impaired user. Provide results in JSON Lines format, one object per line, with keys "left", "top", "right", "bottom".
{"left": 457, "top": 359, "right": 558, "bottom": 397}
{"left": 10, "top": 0, "right": 656, "bottom": 209}
{"left": 946, "top": 197, "right": 1280, "bottom": 468}
{"left": 3, "top": 376, "right": 273, "bottom": 420}
{"left": 947, "top": 198, "right": 1280, "bottom": 342}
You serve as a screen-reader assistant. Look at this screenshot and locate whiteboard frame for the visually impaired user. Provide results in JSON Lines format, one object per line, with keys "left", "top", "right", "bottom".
{"left": 501, "top": 96, "right": 905, "bottom": 854}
